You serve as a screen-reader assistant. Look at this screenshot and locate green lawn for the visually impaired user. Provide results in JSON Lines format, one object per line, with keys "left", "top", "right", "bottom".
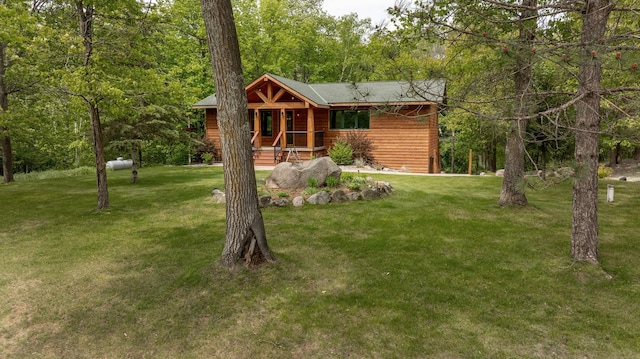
{"left": 1, "top": 166, "right": 639, "bottom": 358}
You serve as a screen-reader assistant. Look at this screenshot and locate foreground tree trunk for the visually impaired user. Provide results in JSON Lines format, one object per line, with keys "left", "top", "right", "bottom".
{"left": 77, "top": 1, "right": 109, "bottom": 210}
{"left": 0, "top": 40, "right": 14, "bottom": 183}
{"left": 571, "top": 0, "right": 613, "bottom": 263}
{"left": 1, "top": 135, "right": 13, "bottom": 183}
{"left": 499, "top": 120, "right": 528, "bottom": 206}
{"left": 498, "top": 0, "right": 536, "bottom": 206}
{"left": 130, "top": 145, "right": 139, "bottom": 184}
{"left": 88, "top": 103, "right": 109, "bottom": 209}
{"left": 201, "top": 0, "right": 275, "bottom": 268}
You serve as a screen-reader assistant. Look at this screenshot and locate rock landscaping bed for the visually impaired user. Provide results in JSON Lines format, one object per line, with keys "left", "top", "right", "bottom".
{"left": 210, "top": 158, "right": 395, "bottom": 207}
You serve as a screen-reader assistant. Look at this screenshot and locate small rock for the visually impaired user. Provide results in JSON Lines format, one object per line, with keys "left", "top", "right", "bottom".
{"left": 307, "top": 191, "right": 330, "bottom": 205}
{"left": 374, "top": 181, "right": 394, "bottom": 194}
{"left": 292, "top": 196, "right": 305, "bottom": 207}
{"left": 259, "top": 196, "right": 272, "bottom": 208}
{"left": 346, "top": 192, "right": 361, "bottom": 201}
{"left": 619, "top": 177, "right": 627, "bottom": 181}
{"left": 274, "top": 198, "right": 289, "bottom": 207}
{"left": 211, "top": 189, "right": 226, "bottom": 204}
{"left": 362, "top": 188, "right": 382, "bottom": 200}
{"left": 479, "top": 172, "right": 486, "bottom": 176}
{"left": 495, "top": 169, "right": 505, "bottom": 176}
{"left": 331, "top": 190, "right": 348, "bottom": 203}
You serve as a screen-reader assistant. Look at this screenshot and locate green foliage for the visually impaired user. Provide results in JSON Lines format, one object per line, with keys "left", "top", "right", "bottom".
{"left": 340, "top": 172, "right": 367, "bottom": 191}
{"left": 341, "top": 172, "right": 355, "bottom": 182}
{"left": 325, "top": 175, "right": 340, "bottom": 188}
{"left": 277, "top": 192, "right": 289, "bottom": 198}
{"left": 202, "top": 152, "right": 214, "bottom": 164}
{"left": 141, "top": 142, "right": 192, "bottom": 166}
{"left": 307, "top": 177, "right": 318, "bottom": 188}
{"left": 301, "top": 186, "right": 319, "bottom": 196}
{"left": 598, "top": 164, "right": 613, "bottom": 179}
{"left": 328, "top": 138, "right": 354, "bottom": 165}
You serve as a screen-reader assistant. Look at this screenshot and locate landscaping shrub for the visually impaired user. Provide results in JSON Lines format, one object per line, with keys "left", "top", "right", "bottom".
{"left": 301, "top": 186, "right": 319, "bottom": 196}
{"left": 345, "top": 131, "right": 374, "bottom": 164}
{"left": 598, "top": 164, "right": 613, "bottom": 178}
{"left": 325, "top": 176, "right": 340, "bottom": 188}
{"left": 328, "top": 138, "right": 353, "bottom": 165}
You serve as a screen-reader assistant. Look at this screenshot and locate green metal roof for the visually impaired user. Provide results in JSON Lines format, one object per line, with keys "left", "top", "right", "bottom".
{"left": 193, "top": 73, "right": 445, "bottom": 108}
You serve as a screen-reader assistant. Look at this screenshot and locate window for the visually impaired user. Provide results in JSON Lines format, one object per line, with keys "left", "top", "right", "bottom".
{"left": 330, "top": 109, "right": 370, "bottom": 129}
{"left": 260, "top": 111, "right": 273, "bottom": 136}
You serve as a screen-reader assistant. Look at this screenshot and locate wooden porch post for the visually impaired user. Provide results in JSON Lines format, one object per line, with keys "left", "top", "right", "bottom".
{"left": 307, "top": 107, "right": 315, "bottom": 149}
{"left": 280, "top": 108, "right": 287, "bottom": 149}
{"left": 253, "top": 109, "right": 261, "bottom": 147}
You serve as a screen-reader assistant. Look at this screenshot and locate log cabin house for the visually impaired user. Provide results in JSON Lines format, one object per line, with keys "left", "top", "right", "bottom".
{"left": 194, "top": 73, "right": 445, "bottom": 173}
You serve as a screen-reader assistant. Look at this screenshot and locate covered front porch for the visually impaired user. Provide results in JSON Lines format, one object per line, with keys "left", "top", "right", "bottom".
{"left": 248, "top": 107, "right": 326, "bottom": 164}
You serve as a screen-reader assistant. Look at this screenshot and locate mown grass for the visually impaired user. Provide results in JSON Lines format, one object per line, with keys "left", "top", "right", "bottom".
{"left": 1, "top": 166, "right": 639, "bottom": 358}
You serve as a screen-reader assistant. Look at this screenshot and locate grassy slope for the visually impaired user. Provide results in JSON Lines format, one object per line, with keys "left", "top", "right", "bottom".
{"left": 1, "top": 167, "right": 639, "bottom": 358}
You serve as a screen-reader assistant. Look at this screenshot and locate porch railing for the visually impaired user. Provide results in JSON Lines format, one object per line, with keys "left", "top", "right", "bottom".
{"left": 272, "top": 131, "right": 284, "bottom": 163}
{"left": 250, "top": 131, "right": 259, "bottom": 158}
{"left": 250, "top": 131, "right": 260, "bottom": 145}
{"left": 284, "top": 131, "right": 325, "bottom": 148}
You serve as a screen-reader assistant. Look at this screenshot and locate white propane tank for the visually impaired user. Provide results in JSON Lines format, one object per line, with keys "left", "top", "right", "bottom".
{"left": 106, "top": 157, "right": 134, "bottom": 170}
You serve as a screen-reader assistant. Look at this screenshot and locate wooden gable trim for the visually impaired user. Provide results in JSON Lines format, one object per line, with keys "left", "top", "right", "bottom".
{"left": 245, "top": 74, "right": 329, "bottom": 109}
{"left": 272, "top": 88, "right": 287, "bottom": 103}
{"left": 253, "top": 89, "right": 269, "bottom": 103}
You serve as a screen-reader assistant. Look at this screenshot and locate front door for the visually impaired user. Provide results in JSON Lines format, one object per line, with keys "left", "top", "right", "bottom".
{"left": 286, "top": 111, "right": 294, "bottom": 146}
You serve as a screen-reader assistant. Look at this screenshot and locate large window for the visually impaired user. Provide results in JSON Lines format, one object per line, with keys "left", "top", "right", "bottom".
{"left": 330, "top": 109, "right": 370, "bottom": 129}
{"left": 260, "top": 110, "right": 273, "bottom": 136}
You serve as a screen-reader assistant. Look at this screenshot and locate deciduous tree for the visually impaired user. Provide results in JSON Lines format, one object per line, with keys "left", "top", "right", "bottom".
{"left": 0, "top": 0, "right": 41, "bottom": 183}
{"left": 201, "top": 0, "right": 276, "bottom": 268}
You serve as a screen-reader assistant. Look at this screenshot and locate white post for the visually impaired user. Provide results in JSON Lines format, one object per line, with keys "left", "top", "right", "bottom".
{"left": 607, "top": 184, "right": 614, "bottom": 203}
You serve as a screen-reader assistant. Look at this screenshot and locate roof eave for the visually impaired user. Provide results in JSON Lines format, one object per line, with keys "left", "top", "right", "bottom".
{"left": 329, "top": 101, "right": 439, "bottom": 107}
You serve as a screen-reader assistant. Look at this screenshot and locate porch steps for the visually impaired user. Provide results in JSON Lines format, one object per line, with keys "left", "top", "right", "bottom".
{"left": 253, "top": 151, "right": 275, "bottom": 166}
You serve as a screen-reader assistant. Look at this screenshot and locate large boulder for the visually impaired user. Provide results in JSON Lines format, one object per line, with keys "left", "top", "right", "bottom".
{"left": 266, "top": 157, "right": 342, "bottom": 189}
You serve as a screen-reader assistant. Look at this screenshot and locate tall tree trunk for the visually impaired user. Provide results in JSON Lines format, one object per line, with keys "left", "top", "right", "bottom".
{"left": 88, "top": 103, "right": 109, "bottom": 209}
{"left": 1, "top": 136, "right": 13, "bottom": 183}
{"left": 201, "top": 0, "right": 275, "bottom": 268}
{"left": 130, "top": 144, "right": 139, "bottom": 184}
{"left": 77, "top": 1, "right": 109, "bottom": 210}
{"left": 499, "top": 120, "right": 528, "bottom": 205}
{"left": 0, "top": 40, "right": 14, "bottom": 183}
{"left": 498, "top": 0, "right": 536, "bottom": 206}
{"left": 571, "top": 0, "right": 613, "bottom": 264}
